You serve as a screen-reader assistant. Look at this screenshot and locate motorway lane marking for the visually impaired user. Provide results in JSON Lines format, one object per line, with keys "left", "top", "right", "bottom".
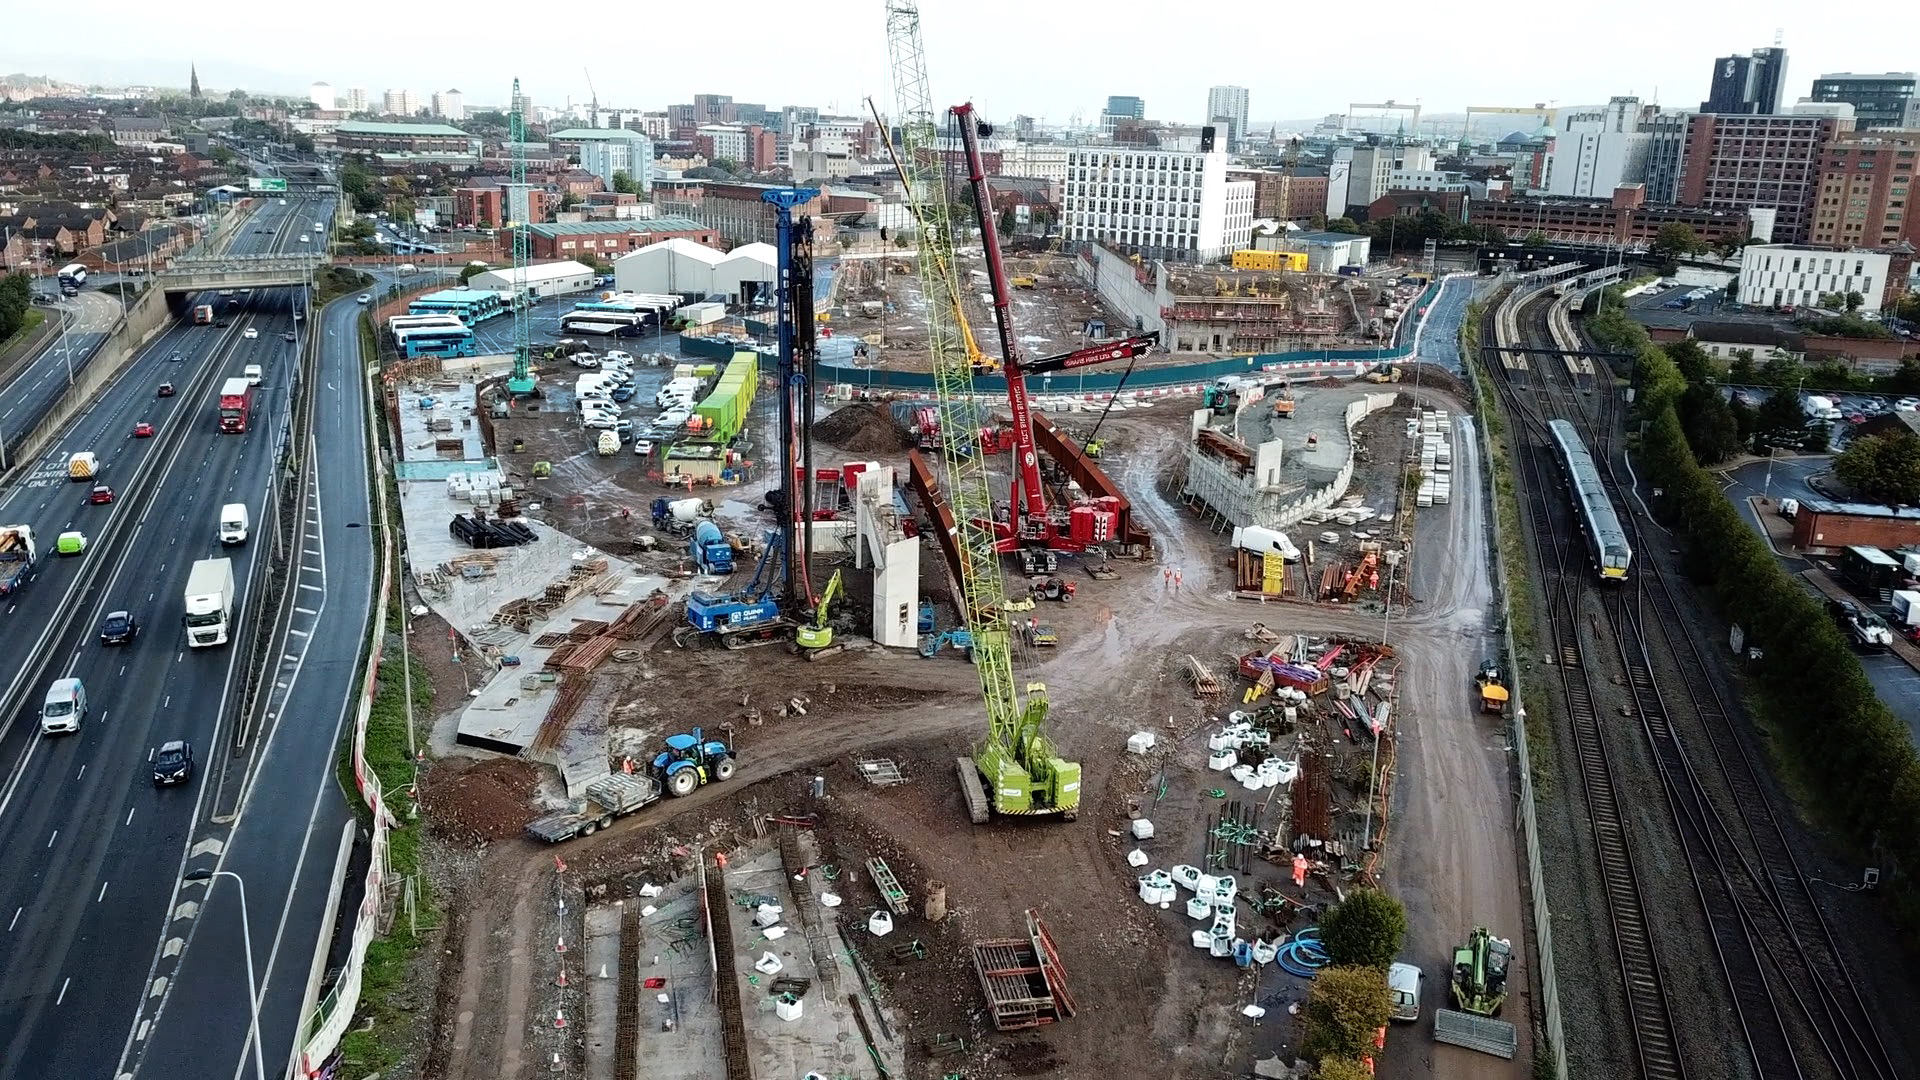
{"left": 47, "top": 830, "right": 57, "bottom": 847}
{"left": 294, "top": 606, "right": 316, "bottom": 615}
{"left": 8, "top": 907, "right": 17, "bottom": 931}
{"left": 297, "top": 582, "right": 320, "bottom": 592}
{"left": 98, "top": 881, "right": 108, "bottom": 903}
{"left": 77, "top": 765, "right": 85, "bottom": 779}
{"left": 57, "top": 977, "right": 70, "bottom": 1005}
{"left": 126, "top": 807, "right": 134, "bottom": 826}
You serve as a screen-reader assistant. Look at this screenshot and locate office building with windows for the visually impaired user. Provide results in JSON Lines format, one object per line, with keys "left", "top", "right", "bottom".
{"left": 1062, "top": 146, "right": 1254, "bottom": 262}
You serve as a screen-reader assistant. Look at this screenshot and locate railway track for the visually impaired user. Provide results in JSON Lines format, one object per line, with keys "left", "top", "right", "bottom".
{"left": 1490, "top": 281, "right": 1894, "bottom": 1080}
{"left": 1483, "top": 284, "right": 1686, "bottom": 1080}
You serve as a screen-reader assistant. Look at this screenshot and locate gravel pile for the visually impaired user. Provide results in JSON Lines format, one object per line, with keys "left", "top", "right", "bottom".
{"left": 420, "top": 757, "right": 541, "bottom": 844}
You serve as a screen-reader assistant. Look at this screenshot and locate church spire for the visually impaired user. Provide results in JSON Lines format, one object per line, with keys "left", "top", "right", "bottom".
{"left": 189, "top": 63, "right": 201, "bottom": 100}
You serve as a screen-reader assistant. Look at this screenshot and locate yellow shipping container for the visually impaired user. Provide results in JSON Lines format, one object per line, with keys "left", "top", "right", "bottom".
{"left": 1231, "top": 249, "right": 1308, "bottom": 272}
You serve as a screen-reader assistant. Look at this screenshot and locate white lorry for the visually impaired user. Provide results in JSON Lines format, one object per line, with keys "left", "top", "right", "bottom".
{"left": 183, "top": 558, "right": 236, "bottom": 648}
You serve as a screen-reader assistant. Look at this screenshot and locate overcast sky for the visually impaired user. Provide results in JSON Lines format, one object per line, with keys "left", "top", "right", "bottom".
{"left": 5, "top": 0, "right": 1917, "bottom": 129}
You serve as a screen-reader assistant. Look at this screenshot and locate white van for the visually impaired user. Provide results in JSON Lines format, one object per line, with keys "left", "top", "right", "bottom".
{"left": 219, "top": 503, "right": 250, "bottom": 545}
{"left": 41, "top": 677, "right": 87, "bottom": 735}
{"left": 243, "top": 364, "right": 263, "bottom": 386}
{"left": 1387, "top": 962, "right": 1424, "bottom": 1022}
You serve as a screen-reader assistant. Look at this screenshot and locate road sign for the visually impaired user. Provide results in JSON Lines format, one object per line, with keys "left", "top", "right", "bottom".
{"left": 246, "top": 178, "right": 289, "bottom": 193}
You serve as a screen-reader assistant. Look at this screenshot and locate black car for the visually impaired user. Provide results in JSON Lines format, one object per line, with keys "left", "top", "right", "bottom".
{"left": 152, "top": 741, "right": 194, "bottom": 786}
{"left": 99, "top": 609, "right": 139, "bottom": 644}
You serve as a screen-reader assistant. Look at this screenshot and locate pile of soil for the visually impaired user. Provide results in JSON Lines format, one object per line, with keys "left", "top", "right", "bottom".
{"left": 815, "top": 402, "right": 912, "bottom": 454}
{"left": 419, "top": 757, "right": 541, "bottom": 844}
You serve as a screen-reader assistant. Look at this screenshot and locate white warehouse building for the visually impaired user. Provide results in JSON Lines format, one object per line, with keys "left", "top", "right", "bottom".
{"left": 612, "top": 238, "right": 776, "bottom": 304}
{"left": 1738, "top": 244, "right": 1894, "bottom": 313}
{"left": 469, "top": 260, "right": 597, "bottom": 299}
{"left": 1062, "top": 145, "right": 1255, "bottom": 263}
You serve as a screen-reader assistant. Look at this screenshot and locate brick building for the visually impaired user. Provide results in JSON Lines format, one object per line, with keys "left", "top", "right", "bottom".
{"left": 334, "top": 120, "right": 476, "bottom": 155}
{"left": 1677, "top": 113, "right": 1846, "bottom": 244}
{"left": 1366, "top": 189, "right": 1469, "bottom": 224}
{"left": 657, "top": 181, "right": 834, "bottom": 247}
{"left": 527, "top": 217, "right": 717, "bottom": 261}
{"left": 1467, "top": 184, "right": 1756, "bottom": 247}
{"left": 1809, "top": 128, "right": 1920, "bottom": 250}
{"left": 454, "top": 184, "right": 550, "bottom": 229}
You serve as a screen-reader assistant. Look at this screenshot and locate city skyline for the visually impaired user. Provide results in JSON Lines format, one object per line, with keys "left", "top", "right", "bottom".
{"left": 4, "top": 0, "right": 1917, "bottom": 128}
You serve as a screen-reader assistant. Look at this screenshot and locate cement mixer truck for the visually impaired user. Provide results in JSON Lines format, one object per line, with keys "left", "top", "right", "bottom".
{"left": 649, "top": 496, "right": 713, "bottom": 537}
{"left": 689, "top": 521, "right": 735, "bottom": 575}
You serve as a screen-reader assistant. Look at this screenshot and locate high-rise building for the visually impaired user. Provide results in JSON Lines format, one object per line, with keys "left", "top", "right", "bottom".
{"left": 1678, "top": 109, "right": 1847, "bottom": 244}
{"left": 1344, "top": 143, "right": 1396, "bottom": 210}
{"left": 1702, "top": 46, "right": 1788, "bottom": 115}
{"left": 383, "top": 89, "right": 418, "bottom": 117}
{"left": 1100, "top": 95, "right": 1146, "bottom": 133}
{"left": 432, "top": 89, "right": 465, "bottom": 122}
{"left": 308, "top": 82, "right": 334, "bottom": 111}
{"left": 1808, "top": 73, "right": 1917, "bottom": 131}
{"left": 692, "top": 94, "right": 733, "bottom": 123}
{"left": 1206, "top": 86, "right": 1250, "bottom": 150}
{"left": 1061, "top": 145, "right": 1254, "bottom": 262}
{"left": 581, "top": 138, "right": 653, "bottom": 193}
{"left": 342, "top": 87, "right": 368, "bottom": 113}
{"left": 1809, "top": 128, "right": 1920, "bottom": 250}
{"left": 1639, "top": 108, "right": 1693, "bottom": 203}
{"left": 1546, "top": 97, "right": 1653, "bottom": 197}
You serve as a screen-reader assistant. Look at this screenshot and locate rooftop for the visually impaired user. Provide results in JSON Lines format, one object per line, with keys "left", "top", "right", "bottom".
{"left": 615, "top": 237, "right": 724, "bottom": 265}
{"left": 1288, "top": 230, "right": 1368, "bottom": 245}
{"left": 472, "top": 260, "right": 594, "bottom": 283}
{"left": 1802, "top": 499, "right": 1920, "bottom": 520}
{"left": 546, "top": 127, "right": 651, "bottom": 142}
{"left": 337, "top": 120, "right": 471, "bottom": 137}
{"left": 530, "top": 217, "right": 708, "bottom": 237}
{"left": 1689, "top": 321, "right": 1805, "bottom": 348}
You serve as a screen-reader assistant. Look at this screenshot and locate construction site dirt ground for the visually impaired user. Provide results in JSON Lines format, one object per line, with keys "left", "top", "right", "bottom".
{"left": 406, "top": 380, "right": 1529, "bottom": 1080}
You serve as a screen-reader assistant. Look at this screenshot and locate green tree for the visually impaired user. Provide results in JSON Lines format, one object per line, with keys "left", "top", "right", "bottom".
{"left": 1756, "top": 387, "right": 1808, "bottom": 446}
{"left": 560, "top": 191, "right": 583, "bottom": 212}
{"left": 0, "top": 271, "right": 30, "bottom": 339}
{"left": 1726, "top": 274, "right": 1739, "bottom": 299}
{"left": 291, "top": 132, "right": 315, "bottom": 154}
{"left": 1894, "top": 293, "right": 1920, "bottom": 323}
{"left": 458, "top": 262, "right": 488, "bottom": 284}
{"left": 1319, "top": 889, "right": 1407, "bottom": 970}
{"left": 1845, "top": 290, "right": 1865, "bottom": 312}
{"left": 210, "top": 144, "right": 235, "bottom": 167}
{"left": 1299, "top": 966, "right": 1393, "bottom": 1062}
{"left": 1523, "top": 230, "right": 1548, "bottom": 247}
{"left": 1678, "top": 383, "right": 1741, "bottom": 465}
{"left": 226, "top": 88, "right": 248, "bottom": 104}
{"left": 1652, "top": 222, "right": 1703, "bottom": 258}
{"left": 1836, "top": 432, "right": 1920, "bottom": 505}
{"left": 1315, "top": 1059, "right": 1376, "bottom": 1080}
{"left": 610, "top": 170, "right": 638, "bottom": 195}
{"left": 1326, "top": 217, "right": 1362, "bottom": 234}
{"left": 1665, "top": 339, "right": 1714, "bottom": 384}
{"left": 710, "top": 156, "right": 741, "bottom": 174}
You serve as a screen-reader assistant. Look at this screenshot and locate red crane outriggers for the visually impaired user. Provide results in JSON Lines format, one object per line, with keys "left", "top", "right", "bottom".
{"left": 949, "top": 102, "right": 1159, "bottom": 557}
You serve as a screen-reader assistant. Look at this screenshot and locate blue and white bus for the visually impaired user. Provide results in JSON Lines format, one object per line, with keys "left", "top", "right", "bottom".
{"left": 407, "top": 289, "right": 506, "bottom": 324}
{"left": 398, "top": 326, "right": 478, "bottom": 359}
{"left": 57, "top": 264, "right": 87, "bottom": 293}
{"left": 560, "top": 293, "right": 678, "bottom": 336}
{"left": 388, "top": 314, "right": 466, "bottom": 335}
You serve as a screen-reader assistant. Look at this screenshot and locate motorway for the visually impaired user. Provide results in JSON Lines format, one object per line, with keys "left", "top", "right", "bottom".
{"left": 0, "top": 193, "right": 371, "bottom": 1079}
{"left": 0, "top": 291, "right": 123, "bottom": 462}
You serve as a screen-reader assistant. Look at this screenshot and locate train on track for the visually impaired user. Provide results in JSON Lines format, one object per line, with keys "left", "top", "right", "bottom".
{"left": 1546, "top": 418, "right": 1632, "bottom": 580}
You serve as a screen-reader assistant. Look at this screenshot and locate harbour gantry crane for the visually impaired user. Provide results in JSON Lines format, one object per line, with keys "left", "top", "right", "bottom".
{"left": 506, "top": 77, "right": 537, "bottom": 396}
{"left": 949, "top": 103, "right": 1160, "bottom": 557}
{"left": 884, "top": 0, "right": 1077, "bottom": 822}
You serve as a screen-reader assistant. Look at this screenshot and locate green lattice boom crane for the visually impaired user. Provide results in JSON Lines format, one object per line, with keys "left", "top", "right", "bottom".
{"left": 883, "top": 0, "right": 1078, "bottom": 823}
{"left": 506, "top": 77, "right": 536, "bottom": 396}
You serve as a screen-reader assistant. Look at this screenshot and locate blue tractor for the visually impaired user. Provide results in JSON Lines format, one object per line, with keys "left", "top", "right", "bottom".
{"left": 654, "top": 727, "right": 737, "bottom": 797}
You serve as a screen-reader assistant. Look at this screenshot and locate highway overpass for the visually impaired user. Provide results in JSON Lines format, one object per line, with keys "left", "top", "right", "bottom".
{"left": 158, "top": 253, "right": 330, "bottom": 294}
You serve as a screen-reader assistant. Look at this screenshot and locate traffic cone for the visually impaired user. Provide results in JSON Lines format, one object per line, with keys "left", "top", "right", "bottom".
{"left": 554, "top": 854, "right": 568, "bottom": 873}
{"left": 556, "top": 937, "right": 567, "bottom": 953}
{"left": 555, "top": 1010, "right": 568, "bottom": 1029}
{"left": 599, "top": 964, "right": 609, "bottom": 979}
{"left": 555, "top": 967, "right": 569, "bottom": 988}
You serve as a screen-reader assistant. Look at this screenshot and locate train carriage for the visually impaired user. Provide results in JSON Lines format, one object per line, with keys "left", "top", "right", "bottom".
{"left": 1546, "top": 419, "right": 1632, "bottom": 580}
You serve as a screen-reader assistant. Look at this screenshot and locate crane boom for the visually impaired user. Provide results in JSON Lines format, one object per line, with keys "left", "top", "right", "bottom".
{"left": 951, "top": 102, "right": 1157, "bottom": 550}
{"left": 885, "top": 1, "right": 1077, "bottom": 820}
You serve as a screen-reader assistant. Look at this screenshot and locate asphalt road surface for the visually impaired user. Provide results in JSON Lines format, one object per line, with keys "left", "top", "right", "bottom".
{"left": 0, "top": 195, "right": 368, "bottom": 1079}
{"left": 1, "top": 290, "right": 125, "bottom": 459}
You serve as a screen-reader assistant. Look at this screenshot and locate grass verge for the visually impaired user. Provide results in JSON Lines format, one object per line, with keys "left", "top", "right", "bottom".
{"left": 0, "top": 307, "right": 47, "bottom": 356}
{"left": 330, "top": 338, "right": 437, "bottom": 1075}
{"left": 314, "top": 267, "right": 374, "bottom": 307}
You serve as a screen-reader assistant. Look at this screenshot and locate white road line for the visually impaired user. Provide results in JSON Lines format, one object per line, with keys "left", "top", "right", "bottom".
{"left": 57, "top": 978, "right": 71, "bottom": 1005}
{"left": 47, "top": 830, "right": 57, "bottom": 848}
{"left": 98, "top": 881, "right": 109, "bottom": 903}
{"left": 7, "top": 907, "right": 18, "bottom": 931}
{"left": 126, "top": 807, "right": 135, "bottom": 826}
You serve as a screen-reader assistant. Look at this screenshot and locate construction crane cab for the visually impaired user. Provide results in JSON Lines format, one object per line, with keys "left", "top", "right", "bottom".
{"left": 1449, "top": 927, "right": 1512, "bottom": 1016}
{"left": 959, "top": 682, "right": 1078, "bottom": 824}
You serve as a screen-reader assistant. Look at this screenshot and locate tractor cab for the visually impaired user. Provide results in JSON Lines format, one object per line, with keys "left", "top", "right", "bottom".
{"left": 1474, "top": 661, "right": 1508, "bottom": 714}
{"left": 653, "top": 727, "right": 737, "bottom": 797}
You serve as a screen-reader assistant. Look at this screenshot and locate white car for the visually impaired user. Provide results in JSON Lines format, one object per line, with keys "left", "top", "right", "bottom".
{"left": 632, "top": 439, "right": 655, "bottom": 456}
{"left": 296, "top": 234, "right": 309, "bottom": 243}
{"left": 604, "top": 350, "right": 633, "bottom": 363}
{"left": 242, "top": 327, "right": 258, "bottom": 339}
{"left": 658, "top": 408, "right": 691, "bottom": 429}
{"left": 582, "top": 413, "right": 620, "bottom": 430}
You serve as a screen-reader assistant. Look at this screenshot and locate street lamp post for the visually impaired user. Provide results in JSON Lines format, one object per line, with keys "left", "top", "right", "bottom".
{"left": 183, "top": 868, "right": 267, "bottom": 1080}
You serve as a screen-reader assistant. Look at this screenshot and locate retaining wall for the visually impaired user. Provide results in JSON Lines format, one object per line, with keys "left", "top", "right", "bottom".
{"left": 0, "top": 286, "right": 171, "bottom": 483}
{"left": 1180, "top": 391, "right": 1400, "bottom": 532}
